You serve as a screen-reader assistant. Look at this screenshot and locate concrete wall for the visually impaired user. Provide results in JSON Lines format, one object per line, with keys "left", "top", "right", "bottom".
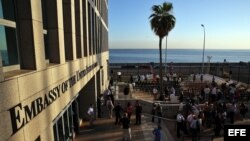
{"left": 115, "top": 99, "right": 179, "bottom": 119}
{"left": 0, "top": 52, "right": 109, "bottom": 141}
{"left": 110, "top": 62, "right": 250, "bottom": 84}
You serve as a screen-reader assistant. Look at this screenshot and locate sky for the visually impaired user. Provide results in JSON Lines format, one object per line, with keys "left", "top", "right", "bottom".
{"left": 108, "top": 0, "right": 250, "bottom": 50}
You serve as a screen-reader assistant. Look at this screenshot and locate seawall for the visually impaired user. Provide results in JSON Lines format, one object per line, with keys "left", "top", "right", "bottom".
{"left": 110, "top": 62, "right": 250, "bottom": 84}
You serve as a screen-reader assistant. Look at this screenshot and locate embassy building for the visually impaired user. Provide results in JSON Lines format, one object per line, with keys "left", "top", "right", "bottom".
{"left": 0, "top": 0, "right": 109, "bottom": 141}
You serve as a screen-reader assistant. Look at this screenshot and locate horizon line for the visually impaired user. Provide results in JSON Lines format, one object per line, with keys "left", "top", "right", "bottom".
{"left": 109, "top": 48, "right": 250, "bottom": 50}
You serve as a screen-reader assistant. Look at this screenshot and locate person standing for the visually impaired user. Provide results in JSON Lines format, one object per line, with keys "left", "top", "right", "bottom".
{"left": 190, "top": 115, "right": 200, "bottom": 141}
{"left": 200, "top": 74, "right": 203, "bottom": 82}
{"left": 203, "top": 85, "right": 210, "bottom": 102}
{"left": 97, "top": 95, "right": 102, "bottom": 118}
{"left": 153, "top": 87, "right": 158, "bottom": 100}
{"left": 170, "top": 86, "right": 176, "bottom": 95}
{"left": 152, "top": 124, "right": 162, "bottom": 141}
{"left": 109, "top": 91, "right": 115, "bottom": 105}
{"left": 124, "top": 84, "right": 130, "bottom": 99}
{"left": 114, "top": 102, "right": 123, "bottom": 125}
{"left": 156, "top": 104, "right": 163, "bottom": 124}
{"left": 176, "top": 111, "right": 187, "bottom": 138}
{"left": 211, "top": 83, "right": 217, "bottom": 103}
{"left": 130, "top": 75, "right": 134, "bottom": 84}
{"left": 134, "top": 100, "right": 143, "bottom": 125}
{"left": 214, "top": 112, "right": 222, "bottom": 137}
{"left": 126, "top": 102, "right": 133, "bottom": 120}
{"left": 193, "top": 74, "right": 196, "bottom": 82}
{"left": 229, "top": 102, "right": 237, "bottom": 124}
{"left": 106, "top": 97, "right": 114, "bottom": 118}
{"left": 240, "top": 102, "right": 248, "bottom": 120}
{"left": 87, "top": 104, "right": 94, "bottom": 127}
{"left": 120, "top": 113, "right": 131, "bottom": 141}
{"left": 152, "top": 103, "right": 157, "bottom": 122}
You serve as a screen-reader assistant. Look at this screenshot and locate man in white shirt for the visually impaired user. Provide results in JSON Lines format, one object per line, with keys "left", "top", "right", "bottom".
{"left": 211, "top": 85, "right": 217, "bottom": 102}
{"left": 87, "top": 104, "right": 94, "bottom": 127}
{"left": 170, "top": 86, "right": 175, "bottom": 95}
{"left": 176, "top": 111, "right": 187, "bottom": 137}
{"left": 153, "top": 87, "right": 158, "bottom": 100}
{"left": 203, "top": 85, "right": 210, "bottom": 101}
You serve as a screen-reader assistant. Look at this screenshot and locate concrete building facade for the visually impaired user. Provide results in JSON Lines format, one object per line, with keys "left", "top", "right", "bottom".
{"left": 0, "top": 0, "right": 109, "bottom": 140}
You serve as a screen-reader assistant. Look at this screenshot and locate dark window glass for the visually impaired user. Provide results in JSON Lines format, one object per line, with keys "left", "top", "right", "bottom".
{"left": 63, "top": 111, "right": 70, "bottom": 140}
{"left": 0, "top": 25, "right": 19, "bottom": 66}
{"left": 44, "top": 34, "right": 49, "bottom": 59}
{"left": 53, "top": 124, "right": 58, "bottom": 141}
{"left": 41, "top": 0, "right": 47, "bottom": 29}
{"left": 35, "top": 136, "right": 41, "bottom": 141}
{"left": 57, "top": 117, "right": 65, "bottom": 141}
{"left": 0, "top": 0, "right": 15, "bottom": 21}
{"left": 41, "top": 0, "right": 49, "bottom": 61}
{"left": 68, "top": 106, "right": 73, "bottom": 135}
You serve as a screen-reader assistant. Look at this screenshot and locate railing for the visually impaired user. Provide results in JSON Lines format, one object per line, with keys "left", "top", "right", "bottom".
{"left": 143, "top": 113, "right": 177, "bottom": 141}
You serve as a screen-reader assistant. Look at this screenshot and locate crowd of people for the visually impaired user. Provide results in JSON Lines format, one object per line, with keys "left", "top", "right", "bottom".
{"left": 87, "top": 72, "right": 249, "bottom": 141}
{"left": 176, "top": 81, "right": 249, "bottom": 140}
{"left": 94, "top": 86, "right": 144, "bottom": 141}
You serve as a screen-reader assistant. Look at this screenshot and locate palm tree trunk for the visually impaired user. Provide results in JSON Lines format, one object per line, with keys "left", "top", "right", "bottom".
{"left": 164, "top": 37, "right": 168, "bottom": 75}
{"left": 159, "top": 38, "right": 163, "bottom": 97}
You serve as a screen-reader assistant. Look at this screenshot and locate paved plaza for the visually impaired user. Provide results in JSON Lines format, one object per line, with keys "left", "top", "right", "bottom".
{"left": 75, "top": 75, "right": 250, "bottom": 141}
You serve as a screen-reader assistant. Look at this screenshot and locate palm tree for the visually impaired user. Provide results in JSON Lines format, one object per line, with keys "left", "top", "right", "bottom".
{"left": 149, "top": 2, "right": 175, "bottom": 99}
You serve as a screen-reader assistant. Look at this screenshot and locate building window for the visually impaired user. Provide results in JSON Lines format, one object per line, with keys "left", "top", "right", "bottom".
{"left": 43, "top": 33, "right": 49, "bottom": 60}
{"left": 35, "top": 136, "right": 41, "bottom": 141}
{"left": 0, "top": 0, "right": 19, "bottom": 67}
{"left": 53, "top": 105, "right": 74, "bottom": 141}
{"left": 0, "top": 26, "right": 18, "bottom": 66}
{"left": 41, "top": 0, "right": 49, "bottom": 61}
{"left": 0, "top": 0, "right": 16, "bottom": 21}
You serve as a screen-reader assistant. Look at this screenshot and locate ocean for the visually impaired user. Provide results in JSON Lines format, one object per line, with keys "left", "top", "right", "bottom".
{"left": 109, "top": 49, "right": 250, "bottom": 63}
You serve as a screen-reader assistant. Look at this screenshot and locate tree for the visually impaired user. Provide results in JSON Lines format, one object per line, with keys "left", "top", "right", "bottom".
{"left": 149, "top": 2, "right": 175, "bottom": 99}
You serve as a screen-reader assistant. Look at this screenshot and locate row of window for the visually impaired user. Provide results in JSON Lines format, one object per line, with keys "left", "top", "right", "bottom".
{"left": 53, "top": 104, "right": 74, "bottom": 141}
{"left": 0, "top": 0, "right": 108, "bottom": 68}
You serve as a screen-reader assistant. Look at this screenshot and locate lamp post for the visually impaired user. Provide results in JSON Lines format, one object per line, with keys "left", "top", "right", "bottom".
{"left": 201, "top": 24, "right": 206, "bottom": 74}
